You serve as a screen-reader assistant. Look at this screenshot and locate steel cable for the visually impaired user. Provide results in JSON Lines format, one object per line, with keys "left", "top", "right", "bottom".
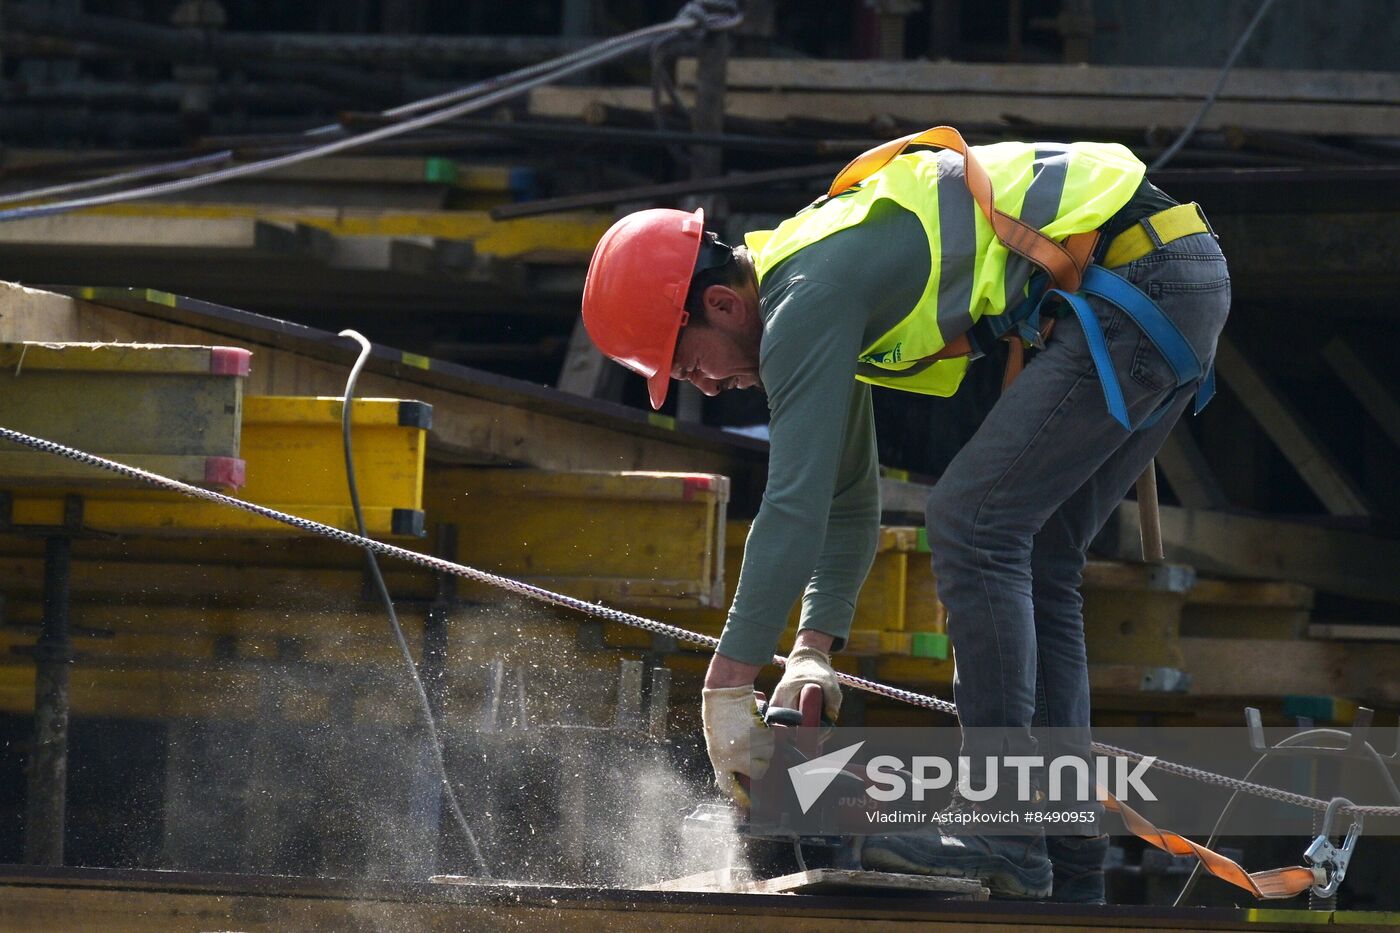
{"left": 2, "top": 422, "right": 1397, "bottom": 820}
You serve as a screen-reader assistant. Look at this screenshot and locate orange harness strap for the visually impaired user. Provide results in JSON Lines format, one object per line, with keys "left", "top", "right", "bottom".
{"left": 828, "top": 127, "right": 1095, "bottom": 386}
{"left": 828, "top": 126, "right": 1100, "bottom": 294}
{"left": 1103, "top": 792, "right": 1321, "bottom": 899}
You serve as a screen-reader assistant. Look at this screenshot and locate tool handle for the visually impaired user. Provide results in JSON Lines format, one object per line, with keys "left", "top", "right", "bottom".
{"left": 799, "top": 683, "right": 824, "bottom": 728}
{"left": 763, "top": 706, "right": 804, "bottom": 727}
{"left": 1136, "top": 460, "right": 1165, "bottom": 562}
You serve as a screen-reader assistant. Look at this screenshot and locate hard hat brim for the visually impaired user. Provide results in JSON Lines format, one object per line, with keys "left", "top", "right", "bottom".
{"left": 647, "top": 366, "right": 673, "bottom": 410}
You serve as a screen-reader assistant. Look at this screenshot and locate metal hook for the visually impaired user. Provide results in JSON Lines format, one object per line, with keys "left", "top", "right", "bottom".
{"left": 1303, "top": 796, "right": 1363, "bottom": 899}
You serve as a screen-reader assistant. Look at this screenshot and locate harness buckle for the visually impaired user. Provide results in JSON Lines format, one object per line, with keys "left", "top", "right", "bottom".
{"left": 1304, "top": 797, "right": 1363, "bottom": 898}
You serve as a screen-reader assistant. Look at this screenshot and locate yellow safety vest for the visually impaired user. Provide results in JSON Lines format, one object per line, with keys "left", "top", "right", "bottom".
{"left": 744, "top": 142, "right": 1145, "bottom": 395}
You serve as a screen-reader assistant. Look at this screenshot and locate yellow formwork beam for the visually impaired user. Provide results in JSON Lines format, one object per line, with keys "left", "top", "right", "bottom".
{"left": 75, "top": 203, "right": 610, "bottom": 260}
{"left": 431, "top": 468, "right": 729, "bottom": 610}
{"left": 239, "top": 396, "right": 428, "bottom": 535}
{"left": 1, "top": 396, "right": 430, "bottom": 537}
{"left": 0, "top": 340, "right": 247, "bottom": 488}
{"left": 655, "top": 522, "right": 947, "bottom": 657}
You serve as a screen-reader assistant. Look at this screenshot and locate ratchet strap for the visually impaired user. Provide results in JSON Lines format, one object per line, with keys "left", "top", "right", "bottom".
{"left": 1104, "top": 792, "right": 1321, "bottom": 899}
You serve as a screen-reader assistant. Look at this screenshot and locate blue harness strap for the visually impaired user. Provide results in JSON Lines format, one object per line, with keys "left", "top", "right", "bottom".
{"left": 1031, "top": 265, "right": 1214, "bottom": 432}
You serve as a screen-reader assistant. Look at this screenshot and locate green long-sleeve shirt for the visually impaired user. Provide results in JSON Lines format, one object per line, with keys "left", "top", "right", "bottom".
{"left": 715, "top": 200, "right": 930, "bottom": 666}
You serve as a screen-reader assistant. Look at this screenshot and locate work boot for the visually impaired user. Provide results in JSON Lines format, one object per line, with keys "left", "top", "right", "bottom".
{"left": 860, "top": 793, "right": 1053, "bottom": 899}
{"left": 1046, "top": 833, "right": 1109, "bottom": 904}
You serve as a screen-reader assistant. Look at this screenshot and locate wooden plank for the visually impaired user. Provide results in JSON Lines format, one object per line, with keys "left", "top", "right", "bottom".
{"left": 258, "top": 155, "right": 458, "bottom": 185}
{"left": 636, "top": 867, "right": 751, "bottom": 892}
{"left": 1214, "top": 335, "right": 1371, "bottom": 517}
{"left": 76, "top": 202, "right": 610, "bottom": 261}
{"left": 0, "top": 214, "right": 299, "bottom": 251}
{"left": 0, "top": 867, "right": 1307, "bottom": 933}
{"left": 739, "top": 868, "right": 987, "bottom": 900}
{"left": 1179, "top": 637, "right": 1400, "bottom": 705}
{"left": 1097, "top": 502, "right": 1400, "bottom": 604}
{"left": 1082, "top": 560, "right": 1195, "bottom": 593}
{"left": 1081, "top": 587, "right": 1186, "bottom": 668}
{"left": 675, "top": 59, "right": 1400, "bottom": 105}
{"left": 529, "top": 86, "right": 1400, "bottom": 137}
{"left": 433, "top": 468, "right": 729, "bottom": 610}
{"left": 1308, "top": 623, "right": 1400, "bottom": 643}
{"left": 1322, "top": 337, "right": 1400, "bottom": 451}
{"left": 1154, "top": 425, "right": 1229, "bottom": 511}
{"left": 2, "top": 282, "right": 757, "bottom": 478}
{"left": 1182, "top": 579, "right": 1313, "bottom": 640}
{"left": 556, "top": 316, "right": 618, "bottom": 398}
{"left": 1186, "top": 579, "right": 1313, "bottom": 609}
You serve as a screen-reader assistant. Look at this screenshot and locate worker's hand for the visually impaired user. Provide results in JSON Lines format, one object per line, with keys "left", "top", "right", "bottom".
{"left": 771, "top": 644, "right": 842, "bottom": 723}
{"left": 701, "top": 685, "right": 772, "bottom": 806}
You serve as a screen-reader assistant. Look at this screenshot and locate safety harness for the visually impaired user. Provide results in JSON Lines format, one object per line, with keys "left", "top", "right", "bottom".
{"left": 827, "top": 126, "right": 1216, "bottom": 431}
{"left": 826, "top": 129, "right": 1322, "bottom": 900}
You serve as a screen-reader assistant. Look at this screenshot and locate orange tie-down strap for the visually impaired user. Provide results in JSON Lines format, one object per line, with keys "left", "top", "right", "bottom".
{"left": 1104, "top": 792, "right": 1321, "bottom": 899}
{"left": 827, "top": 125, "right": 1100, "bottom": 295}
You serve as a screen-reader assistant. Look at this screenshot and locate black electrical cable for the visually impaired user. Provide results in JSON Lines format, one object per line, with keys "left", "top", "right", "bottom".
{"left": 337, "top": 329, "right": 491, "bottom": 878}
{"left": 0, "top": 25, "right": 631, "bottom": 209}
{"left": 0, "top": 2, "right": 741, "bottom": 222}
{"left": 1149, "top": 0, "right": 1279, "bottom": 171}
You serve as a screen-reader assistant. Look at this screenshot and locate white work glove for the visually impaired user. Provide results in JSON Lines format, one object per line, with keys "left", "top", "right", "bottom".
{"left": 770, "top": 645, "right": 842, "bottom": 723}
{"left": 701, "top": 685, "right": 772, "bottom": 806}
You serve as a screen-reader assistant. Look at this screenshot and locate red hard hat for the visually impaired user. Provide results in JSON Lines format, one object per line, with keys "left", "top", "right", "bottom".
{"left": 581, "top": 207, "right": 705, "bottom": 410}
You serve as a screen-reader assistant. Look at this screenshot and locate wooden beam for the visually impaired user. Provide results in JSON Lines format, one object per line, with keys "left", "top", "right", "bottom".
{"left": 1308, "top": 622, "right": 1400, "bottom": 643}
{"left": 675, "top": 59, "right": 1400, "bottom": 105}
{"left": 1214, "top": 335, "right": 1371, "bottom": 516}
{"left": 73, "top": 202, "right": 611, "bottom": 262}
{"left": 1207, "top": 213, "right": 1400, "bottom": 309}
{"left": 0, "top": 282, "right": 762, "bottom": 480}
{"left": 1096, "top": 501, "right": 1400, "bottom": 604}
{"left": 1154, "top": 424, "right": 1229, "bottom": 510}
{"left": 738, "top": 869, "right": 985, "bottom": 899}
{"left": 1322, "top": 336, "right": 1400, "bottom": 451}
{"left": 530, "top": 86, "right": 1400, "bottom": 138}
{"left": 0, "top": 864, "right": 1305, "bottom": 933}
{"left": 0, "top": 214, "right": 299, "bottom": 252}
{"left": 556, "top": 317, "right": 621, "bottom": 400}
{"left": 1179, "top": 636, "right": 1400, "bottom": 704}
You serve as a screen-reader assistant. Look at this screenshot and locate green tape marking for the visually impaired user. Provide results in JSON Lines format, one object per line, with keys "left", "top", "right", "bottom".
{"left": 647, "top": 413, "right": 676, "bottom": 431}
{"left": 401, "top": 352, "right": 431, "bottom": 370}
{"left": 1283, "top": 695, "right": 1335, "bottom": 722}
{"left": 911, "top": 632, "right": 949, "bottom": 660}
{"left": 916, "top": 527, "right": 931, "bottom": 553}
{"left": 424, "top": 158, "right": 459, "bottom": 185}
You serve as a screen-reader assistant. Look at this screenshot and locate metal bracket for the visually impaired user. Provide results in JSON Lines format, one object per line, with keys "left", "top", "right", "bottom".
{"left": 1304, "top": 796, "right": 1363, "bottom": 899}
{"left": 1247, "top": 706, "right": 1400, "bottom": 764}
{"left": 1139, "top": 666, "right": 1191, "bottom": 693}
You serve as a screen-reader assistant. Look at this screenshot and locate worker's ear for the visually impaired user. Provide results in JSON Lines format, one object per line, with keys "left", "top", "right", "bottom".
{"left": 700, "top": 284, "right": 753, "bottom": 332}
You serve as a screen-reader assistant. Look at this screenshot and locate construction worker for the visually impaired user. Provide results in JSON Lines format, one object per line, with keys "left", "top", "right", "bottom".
{"left": 580, "top": 132, "right": 1228, "bottom": 902}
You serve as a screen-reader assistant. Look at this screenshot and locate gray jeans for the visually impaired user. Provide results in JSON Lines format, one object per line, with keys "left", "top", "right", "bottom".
{"left": 925, "top": 232, "right": 1230, "bottom": 795}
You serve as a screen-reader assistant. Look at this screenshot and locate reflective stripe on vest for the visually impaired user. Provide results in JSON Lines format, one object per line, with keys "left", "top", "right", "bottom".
{"left": 745, "top": 141, "right": 1145, "bottom": 396}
